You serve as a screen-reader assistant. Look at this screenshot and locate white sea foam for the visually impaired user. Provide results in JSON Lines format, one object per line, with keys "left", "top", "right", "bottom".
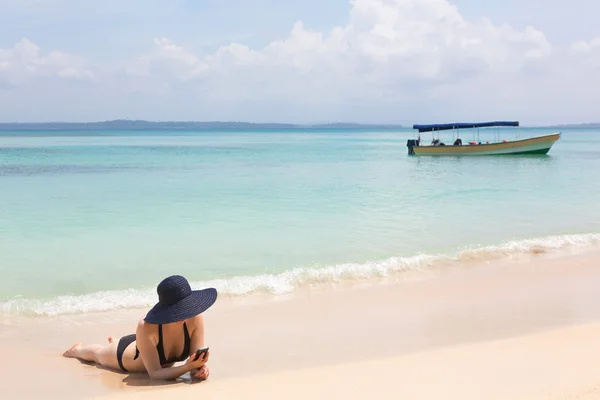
{"left": 2, "top": 233, "right": 599, "bottom": 317}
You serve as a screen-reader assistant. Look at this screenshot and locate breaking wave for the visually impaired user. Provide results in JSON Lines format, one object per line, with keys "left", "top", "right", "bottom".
{"left": 2, "top": 233, "right": 599, "bottom": 317}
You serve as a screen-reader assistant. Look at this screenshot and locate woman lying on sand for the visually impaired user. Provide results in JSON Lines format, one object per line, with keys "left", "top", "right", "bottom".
{"left": 63, "top": 275, "right": 218, "bottom": 381}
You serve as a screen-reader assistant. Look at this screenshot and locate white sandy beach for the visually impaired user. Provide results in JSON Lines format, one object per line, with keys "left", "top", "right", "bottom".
{"left": 96, "top": 322, "right": 600, "bottom": 400}
{"left": 2, "top": 248, "right": 600, "bottom": 399}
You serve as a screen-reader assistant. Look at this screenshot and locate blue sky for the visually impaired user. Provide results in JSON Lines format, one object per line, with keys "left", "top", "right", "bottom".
{"left": 0, "top": 0, "right": 598, "bottom": 124}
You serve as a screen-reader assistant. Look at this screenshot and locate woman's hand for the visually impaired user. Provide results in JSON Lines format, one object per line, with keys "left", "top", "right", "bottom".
{"left": 185, "top": 350, "right": 210, "bottom": 370}
{"left": 192, "top": 365, "right": 210, "bottom": 380}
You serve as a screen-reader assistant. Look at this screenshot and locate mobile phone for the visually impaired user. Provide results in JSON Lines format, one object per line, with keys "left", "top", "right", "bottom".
{"left": 194, "top": 346, "right": 209, "bottom": 361}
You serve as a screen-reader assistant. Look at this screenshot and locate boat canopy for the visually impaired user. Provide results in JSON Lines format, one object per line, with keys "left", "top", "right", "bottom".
{"left": 412, "top": 121, "right": 519, "bottom": 133}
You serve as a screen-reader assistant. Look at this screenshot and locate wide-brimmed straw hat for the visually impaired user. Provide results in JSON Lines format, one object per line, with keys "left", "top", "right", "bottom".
{"left": 144, "top": 275, "right": 217, "bottom": 324}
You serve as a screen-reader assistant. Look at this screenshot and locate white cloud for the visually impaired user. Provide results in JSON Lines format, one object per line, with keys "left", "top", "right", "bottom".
{"left": 568, "top": 36, "right": 600, "bottom": 77}
{"left": 570, "top": 36, "right": 600, "bottom": 54}
{"left": 125, "top": 37, "right": 208, "bottom": 81}
{"left": 124, "top": 0, "right": 552, "bottom": 93}
{"left": 0, "top": 38, "right": 95, "bottom": 86}
{"left": 107, "top": 0, "right": 554, "bottom": 121}
{"left": 1, "top": 0, "right": 598, "bottom": 123}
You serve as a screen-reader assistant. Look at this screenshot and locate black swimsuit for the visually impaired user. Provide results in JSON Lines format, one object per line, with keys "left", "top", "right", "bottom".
{"left": 116, "top": 322, "right": 191, "bottom": 372}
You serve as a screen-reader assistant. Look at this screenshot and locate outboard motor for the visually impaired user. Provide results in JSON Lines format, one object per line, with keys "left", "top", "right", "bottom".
{"left": 406, "top": 139, "right": 418, "bottom": 155}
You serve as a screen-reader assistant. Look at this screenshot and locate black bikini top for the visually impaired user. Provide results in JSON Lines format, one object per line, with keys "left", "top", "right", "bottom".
{"left": 134, "top": 322, "right": 191, "bottom": 365}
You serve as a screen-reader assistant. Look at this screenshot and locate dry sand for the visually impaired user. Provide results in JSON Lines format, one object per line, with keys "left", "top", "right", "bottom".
{"left": 2, "top": 248, "right": 600, "bottom": 399}
{"left": 95, "top": 322, "right": 600, "bottom": 400}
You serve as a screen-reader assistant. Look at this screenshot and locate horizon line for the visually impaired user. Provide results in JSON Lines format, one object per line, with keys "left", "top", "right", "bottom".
{"left": 0, "top": 119, "right": 598, "bottom": 128}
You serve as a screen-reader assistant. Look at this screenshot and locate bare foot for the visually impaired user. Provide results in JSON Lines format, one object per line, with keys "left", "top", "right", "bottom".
{"left": 107, "top": 336, "right": 115, "bottom": 344}
{"left": 63, "top": 342, "right": 83, "bottom": 358}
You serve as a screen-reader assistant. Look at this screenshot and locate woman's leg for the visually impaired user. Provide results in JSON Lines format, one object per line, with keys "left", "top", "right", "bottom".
{"left": 63, "top": 342, "right": 103, "bottom": 362}
{"left": 63, "top": 336, "right": 122, "bottom": 370}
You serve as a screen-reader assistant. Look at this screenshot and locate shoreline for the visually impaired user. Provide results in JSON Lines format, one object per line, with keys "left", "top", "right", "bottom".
{"left": 3, "top": 247, "right": 600, "bottom": 398}
{"left": 2, "top": 231, "right": 599, "bottom": 319}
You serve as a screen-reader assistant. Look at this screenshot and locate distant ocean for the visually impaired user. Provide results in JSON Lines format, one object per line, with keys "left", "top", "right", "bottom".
{"left": 1, "top": 127, "right": 599, "bottom": 317}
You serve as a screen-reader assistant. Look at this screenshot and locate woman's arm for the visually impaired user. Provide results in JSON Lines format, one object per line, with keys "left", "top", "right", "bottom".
{"left": 135, "top": 320, "right": 208, "bottom": 380}
{"left": 190, "top": 314, "right": 208, "bottom": 379}
{"left": 188, "top": 314, "right": 206, "bottom": 356}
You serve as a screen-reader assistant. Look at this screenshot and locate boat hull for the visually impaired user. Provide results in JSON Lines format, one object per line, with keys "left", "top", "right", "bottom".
{"left": 411, "top": 133, "right": 561, "bottom": 156}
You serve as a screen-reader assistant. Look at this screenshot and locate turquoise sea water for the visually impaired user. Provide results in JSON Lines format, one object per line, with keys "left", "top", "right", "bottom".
{"left": 1, "top": 127, "right": 599, "bottom": 316}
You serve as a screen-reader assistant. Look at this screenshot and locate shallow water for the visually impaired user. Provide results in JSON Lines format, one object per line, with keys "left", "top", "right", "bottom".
{"left": 1, "top": 127, "right": 599, "bottom": 315}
